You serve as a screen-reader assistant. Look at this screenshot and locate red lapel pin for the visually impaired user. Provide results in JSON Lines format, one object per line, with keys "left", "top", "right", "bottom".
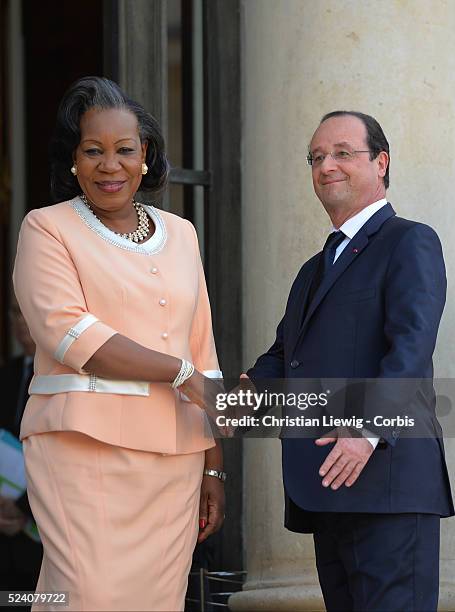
{"left": 352, "top": 247, "right": 359, "bottom": 253}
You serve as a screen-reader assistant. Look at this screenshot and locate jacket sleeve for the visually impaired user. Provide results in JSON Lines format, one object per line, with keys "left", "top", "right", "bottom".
{"left": 13, "top": 210, "right": 117, "bottom": 372}
{"left": 187, "top": 221, "right": 222, "bottom": 379}
{"left": 246, "top": 258, "right": 316, "bottom": 381}
{"left": 247, "top": 315, "right": 286, "bottom": 380}
{"left": 381, "top": 223, "right": 446, "bottom": 378}
{"left": 363, "top": 222, "right": 447, "bottom": 444}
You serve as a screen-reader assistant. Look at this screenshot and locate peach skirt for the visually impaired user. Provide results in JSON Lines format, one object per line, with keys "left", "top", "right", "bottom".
{"left": 23, "top": 431, "right": 205, "bottom": 611}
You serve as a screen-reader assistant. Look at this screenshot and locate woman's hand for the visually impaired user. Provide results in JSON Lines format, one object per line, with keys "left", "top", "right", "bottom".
{"left": 180, "top": 370, "right": 223, "bottom": 422}
{"left": 197, "top": 474, "right": 225, "bottom": 543}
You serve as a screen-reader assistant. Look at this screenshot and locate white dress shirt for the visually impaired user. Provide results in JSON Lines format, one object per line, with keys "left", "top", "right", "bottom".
{"left": 333, "top": 198, "right": 388, "bottom": 263}
{"left": 329, "top": 198, "right": 388, "bottom": 449}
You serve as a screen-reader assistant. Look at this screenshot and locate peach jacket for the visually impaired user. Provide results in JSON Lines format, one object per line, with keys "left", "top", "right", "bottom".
{"left": 13, "top": 196, "right": 220, "bottom": 454}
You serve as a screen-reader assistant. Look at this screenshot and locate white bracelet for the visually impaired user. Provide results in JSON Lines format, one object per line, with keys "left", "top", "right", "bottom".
{"left": 171, "top": 361, "right": 186, "bottom": 388}
{"left": 171, "top": 359, "right": 195, "bottom": 389}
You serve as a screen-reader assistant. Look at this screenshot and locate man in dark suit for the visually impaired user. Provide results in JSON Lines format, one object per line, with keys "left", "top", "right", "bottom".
{"left": 0, "top": 299, "right": 42, "bottom": 601}
{"left": 247, "top": 111, "right": 454, "bottom": 611}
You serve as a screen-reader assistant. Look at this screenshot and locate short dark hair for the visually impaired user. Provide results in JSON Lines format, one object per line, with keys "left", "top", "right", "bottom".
{"left": 50, "top": 76, "right": 169, "bottom": 202}
{"left": 320, "top": 110, "right": 390, "bottom": 189}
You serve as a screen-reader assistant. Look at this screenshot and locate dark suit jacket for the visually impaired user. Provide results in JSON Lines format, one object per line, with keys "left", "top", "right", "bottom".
{"left": 248, "top": 204, "right": 454, "bottom": 532}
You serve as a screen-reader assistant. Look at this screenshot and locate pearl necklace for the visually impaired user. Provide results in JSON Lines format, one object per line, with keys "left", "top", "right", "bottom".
{"left": 80, "top": 193, "right": 150, "bottom": 243}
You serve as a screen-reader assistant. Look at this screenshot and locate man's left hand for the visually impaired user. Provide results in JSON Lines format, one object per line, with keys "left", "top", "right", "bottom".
{"left": 315, "top": 428, "right": 375, "bottom": 490}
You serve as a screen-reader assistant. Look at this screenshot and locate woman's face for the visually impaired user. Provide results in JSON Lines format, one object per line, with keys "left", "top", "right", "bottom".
{"left": 73, "top": 107, "right": 147, "bottom": 212}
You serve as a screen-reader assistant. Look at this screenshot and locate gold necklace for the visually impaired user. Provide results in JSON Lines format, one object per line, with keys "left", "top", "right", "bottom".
{"left": 80, "top": 193, "right": 150, "bottom": 243}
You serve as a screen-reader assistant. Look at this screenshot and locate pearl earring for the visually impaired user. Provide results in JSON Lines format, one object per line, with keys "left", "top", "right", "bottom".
{"left": 71, "top": 165, "right": 77, "bottom": 176}
{"left": 141, "top": 163, "right": 148, "bottom": 175}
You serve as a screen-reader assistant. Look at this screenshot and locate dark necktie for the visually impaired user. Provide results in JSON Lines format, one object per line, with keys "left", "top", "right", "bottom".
{"left": 307, "top": 230, "right": 346, "bottom": 306}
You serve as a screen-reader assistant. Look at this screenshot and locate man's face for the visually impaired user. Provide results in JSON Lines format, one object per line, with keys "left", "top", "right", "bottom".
{"left": 309, "top": 115, "right": 388, "bottom": 220}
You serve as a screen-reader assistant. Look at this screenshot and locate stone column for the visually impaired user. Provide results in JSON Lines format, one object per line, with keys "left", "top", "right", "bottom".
{"left": 231, "top": 0, "right": 455, "bottom": 609}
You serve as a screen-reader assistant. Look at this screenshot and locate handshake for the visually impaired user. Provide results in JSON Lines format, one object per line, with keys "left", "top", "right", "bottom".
{"left": 179, "top": 372, "right": 255, "bottom": 437}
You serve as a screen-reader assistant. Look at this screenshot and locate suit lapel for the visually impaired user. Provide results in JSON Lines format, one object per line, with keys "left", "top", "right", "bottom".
{"left": 293, "top": 203, "right": 396, "bottom": 348}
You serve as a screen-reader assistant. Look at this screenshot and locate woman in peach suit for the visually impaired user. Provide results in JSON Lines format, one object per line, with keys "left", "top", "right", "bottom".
{"left": 13, "top": 76, "right": 225, "bottom": 611}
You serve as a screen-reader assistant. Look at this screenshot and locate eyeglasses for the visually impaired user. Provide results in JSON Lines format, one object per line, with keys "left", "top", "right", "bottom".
{"left": 307, "top": 149, "right": 371, "bottom": 167}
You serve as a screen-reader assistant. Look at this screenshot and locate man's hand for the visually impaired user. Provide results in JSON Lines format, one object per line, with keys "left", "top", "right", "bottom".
{"left": 221, "top": 373, "right": 258, "bottom": 435}
{"left": 315, "top": 427, "right": 375, "bottom": 490}
{"left": 198, "top": 474, "right": 225, "bottom": 544}
{"left": 0, "top": 496, "right": 26, "bottom": 536}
